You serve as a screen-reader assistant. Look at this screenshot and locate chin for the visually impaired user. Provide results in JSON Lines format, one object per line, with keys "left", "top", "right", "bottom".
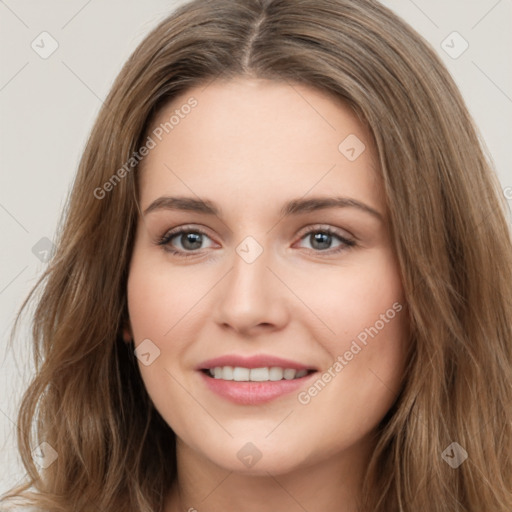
{"left": 195, "top": 437, "right": 314, "bottom": 476}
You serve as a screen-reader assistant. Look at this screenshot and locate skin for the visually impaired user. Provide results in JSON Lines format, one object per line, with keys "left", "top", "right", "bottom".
{"left": 125, "top": 77, "right": 409, "bottom": 512}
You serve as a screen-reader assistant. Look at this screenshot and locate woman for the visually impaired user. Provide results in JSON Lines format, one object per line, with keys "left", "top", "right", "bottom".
{"left": 2, "top": 0, "right": 511, "bottom": 510}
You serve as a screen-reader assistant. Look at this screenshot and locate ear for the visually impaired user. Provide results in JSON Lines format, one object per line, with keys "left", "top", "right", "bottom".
{"left": 122, "top": 323, "right": 133, "bottom": 343}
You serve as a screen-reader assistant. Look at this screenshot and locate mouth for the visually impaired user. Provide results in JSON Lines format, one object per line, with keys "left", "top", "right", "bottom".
{"left": 196, "top": 355, "right": 319, "bottom": 405}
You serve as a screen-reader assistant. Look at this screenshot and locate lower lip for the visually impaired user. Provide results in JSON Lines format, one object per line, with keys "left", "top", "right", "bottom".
{"left": 199, "top": 371, "right": 317, "bottom": 405}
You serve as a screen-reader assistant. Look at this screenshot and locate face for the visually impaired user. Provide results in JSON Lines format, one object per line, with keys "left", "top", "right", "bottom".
{"left": 126, "top": 77, "right": 408, "bottom": 476}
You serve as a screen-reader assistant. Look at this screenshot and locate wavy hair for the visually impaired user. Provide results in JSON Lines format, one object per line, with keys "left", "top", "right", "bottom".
{"left": 2, "top": 0, "right": 512, "bottom": 510}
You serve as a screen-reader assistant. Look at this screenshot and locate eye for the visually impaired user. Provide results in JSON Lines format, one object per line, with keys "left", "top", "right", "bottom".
{"left": 296, "top": 226, "right": 356, "bottom": 253}
{"left": 157, "top": 226, "right": 216, "bottom": 257}
{"left": 157, "top": 224, "right": 356, "bottom": 258}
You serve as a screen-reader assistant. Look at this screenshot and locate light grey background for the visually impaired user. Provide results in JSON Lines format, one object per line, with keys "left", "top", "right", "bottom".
{"left": 1, "top": 0, "right": 511, "bottom": 495}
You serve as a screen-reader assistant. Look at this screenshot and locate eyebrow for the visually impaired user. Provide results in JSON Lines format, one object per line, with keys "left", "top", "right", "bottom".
{"left": 143, "top": 195, "right": 383, "bottom": 221}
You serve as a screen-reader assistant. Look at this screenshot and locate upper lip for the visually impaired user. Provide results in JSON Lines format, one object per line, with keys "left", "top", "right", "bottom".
{"left": 196, "top": 354, "right": 317, "bottom": 371}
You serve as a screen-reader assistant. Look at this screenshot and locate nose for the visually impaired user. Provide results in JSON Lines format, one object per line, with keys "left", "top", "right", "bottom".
{"left": 212, "top": 244, "right": 290, "bottom": 337}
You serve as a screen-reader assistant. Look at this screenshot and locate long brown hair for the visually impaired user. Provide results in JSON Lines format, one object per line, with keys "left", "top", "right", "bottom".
{"left": 2, "top": 0, "right": 512, "bottom": 510}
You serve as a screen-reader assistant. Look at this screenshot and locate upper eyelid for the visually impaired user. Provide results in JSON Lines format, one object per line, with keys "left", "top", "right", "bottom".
{"left": 162, "top": 223, "right": 352, "bottom": 236}
{"left": 300, "top": 224, "right": 354, "bottom": 239}
{"left": 163, "top": 224, "right": 217, "bottom": 242}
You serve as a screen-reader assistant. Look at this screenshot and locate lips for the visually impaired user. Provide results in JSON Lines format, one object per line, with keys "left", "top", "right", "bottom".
{"left": 197, "top": 354, "right": 317, "bottom": 372}
{"left": 196, "top": 354, "right": 318, "bottom": 405}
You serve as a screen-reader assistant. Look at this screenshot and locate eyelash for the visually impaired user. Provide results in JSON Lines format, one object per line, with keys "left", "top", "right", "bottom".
{"left": 156, "top": 224, "right": 356, "bottom": 258}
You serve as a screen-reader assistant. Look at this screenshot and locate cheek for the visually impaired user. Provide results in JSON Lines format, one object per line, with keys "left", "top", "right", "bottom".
{"left": 313, "top": 249, "right": 405, "bottom": 347}
{"left": 294, "top": 268, "right": 407, "bottom": 458}
{"left": 126, "top": 252, "right": 216, "bottom": 401}
{"left": 126, "top": 255, "right": 205, "bottom": 343}
{"left": 126, "top": 258, "right": 200, "bottom": 431}
{"left": 313, "top": 249, "right": 408, "bottom": 396}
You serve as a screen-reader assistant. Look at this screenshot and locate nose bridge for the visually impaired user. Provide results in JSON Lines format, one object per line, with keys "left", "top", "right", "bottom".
{"left": 227, "top": 236, "right": 272, "bottom": 311}
{"left": 213, "top": 235, "right": 289, "bottom": 333}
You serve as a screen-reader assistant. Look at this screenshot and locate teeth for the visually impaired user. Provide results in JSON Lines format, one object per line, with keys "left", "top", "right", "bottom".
{"left": 269, "top": 367, "right": 283, "bottom": 381}
{"left": 222, "top": 366, "right": 234, "bottom": 380}
{"left": 207, "top": 366, "right": 311, "bottom": 381}
{"left": 283, "top": 368, "right": 296, "bottom": 380}
{"left": 250, "top": 367, "right": 269, "bottom": 381}
{"left": 232, "top": 367, "right": 250, "bottom": 381}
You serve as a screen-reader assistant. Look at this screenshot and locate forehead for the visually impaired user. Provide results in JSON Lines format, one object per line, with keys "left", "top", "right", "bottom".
{"left": 138, "top": 78, "right": 383, "bottom": 214}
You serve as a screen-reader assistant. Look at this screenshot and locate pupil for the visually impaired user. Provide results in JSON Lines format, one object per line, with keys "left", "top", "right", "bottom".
{"left": 182, "top": 233, "right": 202, "bottom": 250}
{"left": 311, "top": 232, "right": 331, "bottom": 250}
